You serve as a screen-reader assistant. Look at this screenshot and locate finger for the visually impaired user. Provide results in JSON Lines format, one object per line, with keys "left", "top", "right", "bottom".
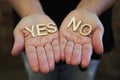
{"left": 37, "top": 46, "right": 49, "bottom": 73}
{"left": 52, "top": 39, "right": 60, "bottom": 63}
{"left": 11, "top": 29, "right": 24, "bottom": 56}
{"left": 71, "top": 44, "right": 82, "bottom": 66}
{"left": 45, "top": 43, "right": 55, "bottom": 72}
{"left": 92, "top": 27, "right": 104, "bottom": 54}
{"left": 25, "top": 45, "right": 39, "bottom": 72}
{"left": 60, "top": 37, "right": 67, "bottom": 61}
{"left": 81, "top": 43, "right": 92, "bottom": 68}
{"left": 65, "top": 41, "right": 74, "bottom": 65}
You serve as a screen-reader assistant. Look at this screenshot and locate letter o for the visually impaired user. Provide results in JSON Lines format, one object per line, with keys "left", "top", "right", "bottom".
{"left": 79, "top": 24, "right": 92, "bottom": 36}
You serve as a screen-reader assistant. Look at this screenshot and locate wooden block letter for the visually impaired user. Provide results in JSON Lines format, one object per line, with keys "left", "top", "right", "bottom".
{"left": 24, "top": 25, "right": 35, "bottom": 37}
{"left": 36, "top": 24, "right": 48, "bottom": 36}
{"left": 47, "top": 23, "right": 57, "bottom": 33}
{"left": 67, "top": 17, "right": 82, "bottom": 31}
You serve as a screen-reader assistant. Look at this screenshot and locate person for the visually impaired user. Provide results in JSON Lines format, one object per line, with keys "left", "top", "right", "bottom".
{"left": 8, "top": 0, "right": 117, "bottom": 80}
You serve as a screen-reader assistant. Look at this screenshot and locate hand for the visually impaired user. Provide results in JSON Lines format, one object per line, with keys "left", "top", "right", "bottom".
{"left": 60, "top": 9, "right": 104, "bottom": 68}
{"left": 11, "top": 14, "right": 60, "bottom": 73}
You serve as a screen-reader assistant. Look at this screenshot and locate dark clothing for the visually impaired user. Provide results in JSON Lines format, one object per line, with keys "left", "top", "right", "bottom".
{"left": 12, "top": 0, "right": 114, "bottom": 59}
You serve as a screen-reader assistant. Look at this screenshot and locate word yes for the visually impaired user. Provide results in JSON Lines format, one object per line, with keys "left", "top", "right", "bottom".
{"left": 24, "top": 23, "right": 57, "bottom": 37}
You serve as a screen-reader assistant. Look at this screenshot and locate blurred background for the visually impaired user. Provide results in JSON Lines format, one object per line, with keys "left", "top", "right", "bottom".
{"left": 0, "top": 0, "right": 28, "bottom": 80}
{"left": 0, "top": 0, "right": 120, "bottom": 80}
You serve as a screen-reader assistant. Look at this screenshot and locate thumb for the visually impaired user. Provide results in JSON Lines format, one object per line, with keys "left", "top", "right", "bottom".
{"left": 92, "top": 26, "right": 104, "bottom": 55}
{"left": 11, "top": 29, "right": 24, "bottom": 56}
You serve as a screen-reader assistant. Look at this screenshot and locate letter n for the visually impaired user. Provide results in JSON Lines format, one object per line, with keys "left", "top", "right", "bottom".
{"left": 67, "top": 17, "right": 82, "bottom": 31}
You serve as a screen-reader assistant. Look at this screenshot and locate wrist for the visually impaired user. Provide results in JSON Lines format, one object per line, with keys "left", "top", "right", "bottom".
{"left": 17, "top": 1, "right": 45, "bottom": 18}
{"left": 75, "top": 1, "right": 100, "bottom": 16}
{"left": 21, "top": 10, "right": 45, "bottom": 18}
{"left": 75, "top": 7, "right": 98, "bottom": 16}
{"left": 75, "top": 0, "right": 118, "bottom": 16}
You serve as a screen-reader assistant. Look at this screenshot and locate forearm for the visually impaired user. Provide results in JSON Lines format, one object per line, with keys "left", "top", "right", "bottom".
{"left": 76, "top": 0, "right": 118, "bottom": 15}
{"left": 8, "top": 0, "right": 45, "bottom": 17}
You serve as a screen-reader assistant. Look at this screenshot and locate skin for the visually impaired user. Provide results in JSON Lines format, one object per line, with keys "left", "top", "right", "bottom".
{"left": 12, "top": 14, "right": 60, "bottom": 73}
{"left": 8, "top": 0, "right": 118, "bottom": 73}
{"left": 60, "top": 0, "right": 118, "bottom": 68}
{"left": 60, "top": 9, "right": 104, "bottom": 68}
